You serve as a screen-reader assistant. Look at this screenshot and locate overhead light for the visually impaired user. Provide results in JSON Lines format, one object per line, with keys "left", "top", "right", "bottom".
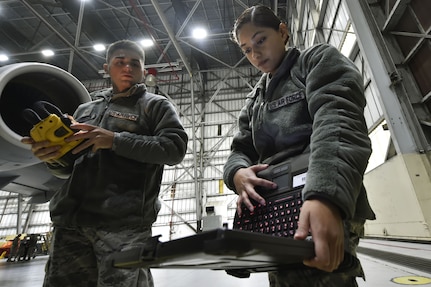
{"left": 41, "top": 49, "right": 54, "bottom": 57}
{"left": 93, "top": 44, "right": 105, "bottom": 51}
{"left": 192, "top": 28, "right": 207, "bottom": 39}
{"left": 145, "top": 68, "right": 157, "bottom": 87}
{"left": 0, "top": 54, "right": 9, "bottom": 62}
{"left": 140, "top": 39, "right": 154, "bottom": 48}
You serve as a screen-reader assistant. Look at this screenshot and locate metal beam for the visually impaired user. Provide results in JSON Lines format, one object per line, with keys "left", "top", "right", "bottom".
{"left": 17, "top": 194, "right": 22, "bottom": 234}
{"left": 68, "top": 0, "right": 86, "bottom": 73}
{"left": 150, "top": 0, "right": 201, "bottom": 230}
{"left": 21, "top": 0, "right": 100, "bottom": 75}
{"left": 345, "top": 0, "right": 423, "bottom": 154}
{"left": 382, "top": 0, "right": 411, "bottom": 32}
{"left": 150, "top": 0, "right": 192, "bottom": 76}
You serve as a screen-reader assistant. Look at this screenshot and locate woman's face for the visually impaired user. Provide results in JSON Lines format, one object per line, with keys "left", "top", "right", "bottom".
{"left": 237, "top": 22, "right": 289, "bottom": 75}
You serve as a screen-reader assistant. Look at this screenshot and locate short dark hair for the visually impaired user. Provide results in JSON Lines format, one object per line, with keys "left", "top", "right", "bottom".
{"left": 105, "top": 40, "right": 145, "bottom": 63}
{"left": 231, "top": 5, "right": 288, "bottom": 45}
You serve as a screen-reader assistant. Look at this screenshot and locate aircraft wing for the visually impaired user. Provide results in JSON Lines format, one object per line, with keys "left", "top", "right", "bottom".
{"left": 0, "top": 62, "right": 91, "bottom": 203}
{"left": 0, "top": 163, "right": 66, "bottom": 204}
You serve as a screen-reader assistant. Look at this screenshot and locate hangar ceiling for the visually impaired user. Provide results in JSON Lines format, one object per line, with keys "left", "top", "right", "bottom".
{"left": 0, "top": 0, "right": 290, "bottom": 87}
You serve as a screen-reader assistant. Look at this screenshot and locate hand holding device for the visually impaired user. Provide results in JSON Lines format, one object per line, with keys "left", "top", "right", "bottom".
{"left": 22, "top": 101, "right": 85, "bottom": 166}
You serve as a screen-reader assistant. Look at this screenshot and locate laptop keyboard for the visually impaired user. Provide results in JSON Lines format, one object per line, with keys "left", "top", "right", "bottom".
{"left": 233, "top": 153, "right": 309, "bottom": 238}
{"left": 233, "top": 189, "right": 303, "bottom": 238}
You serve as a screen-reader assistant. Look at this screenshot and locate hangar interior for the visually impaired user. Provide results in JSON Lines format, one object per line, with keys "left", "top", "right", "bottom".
{"left": 0, "top": 0, "right": 430, "bottom": 246}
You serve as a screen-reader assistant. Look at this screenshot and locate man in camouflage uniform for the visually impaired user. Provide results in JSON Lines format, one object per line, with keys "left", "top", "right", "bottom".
{"left": 22, "top": 40, "right": 188, "bottom": 287}
{"left": 7, "top": 234, "right": 20, "bottom": 262}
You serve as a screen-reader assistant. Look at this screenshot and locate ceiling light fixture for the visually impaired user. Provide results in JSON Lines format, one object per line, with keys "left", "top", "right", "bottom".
{"left": 0, "top": 54, "right": 9, "bottom": 62}
{"left": 93, "top": 44, "right": 105, "bottom": 51}
{"left": 141, "top": 39, "right": 154, "bottom": 48}
{"left": 145, "top": 68, "right": 158, "bottom": 87}
{"left": 192, "top": 28, "right": 207, "bottom": 39}
{"left": 41, "top": 49, "right": 54, "bottom": 57}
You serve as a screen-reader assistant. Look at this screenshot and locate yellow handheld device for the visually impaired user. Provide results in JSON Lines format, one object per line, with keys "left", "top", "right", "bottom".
{"left": 29, "top": 114, "right": 83, "bottom": 159}
{"left": 23, "top": 101, "right": 85, "bottom": 166}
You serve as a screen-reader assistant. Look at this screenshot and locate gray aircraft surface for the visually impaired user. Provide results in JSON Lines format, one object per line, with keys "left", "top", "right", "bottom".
{"left": 0, "top": 63, "right": 91, "bottom": 203}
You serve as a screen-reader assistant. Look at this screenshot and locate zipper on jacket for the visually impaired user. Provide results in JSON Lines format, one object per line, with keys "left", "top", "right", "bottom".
{"left": 255, "top": 87, "right": 265, "bottom": 130}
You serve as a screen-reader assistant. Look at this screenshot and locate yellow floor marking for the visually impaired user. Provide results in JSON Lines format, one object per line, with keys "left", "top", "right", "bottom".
{"left": 391, "top": 276, "right": 431, "bottom": 285}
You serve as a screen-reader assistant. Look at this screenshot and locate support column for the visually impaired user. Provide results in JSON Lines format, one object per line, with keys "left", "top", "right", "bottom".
{"left": 345, "top": 0, "right": 419, "bottom": 154}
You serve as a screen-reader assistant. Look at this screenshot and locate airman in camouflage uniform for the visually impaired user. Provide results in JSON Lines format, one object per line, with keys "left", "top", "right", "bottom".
{"left": 224, "top": 5, "right": 375, "bottom": 287}
{"left": 22, "top": 39, "right": 188, "bottom": 287}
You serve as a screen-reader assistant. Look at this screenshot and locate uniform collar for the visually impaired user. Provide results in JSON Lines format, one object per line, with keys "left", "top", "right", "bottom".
{"left": 111, "top": 84, "right": 145, "bottom": 100}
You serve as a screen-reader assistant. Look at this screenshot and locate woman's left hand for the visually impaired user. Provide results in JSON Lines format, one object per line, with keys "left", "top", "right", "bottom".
{"left": 294, "top": 198, "right": 344, "bottom": 272}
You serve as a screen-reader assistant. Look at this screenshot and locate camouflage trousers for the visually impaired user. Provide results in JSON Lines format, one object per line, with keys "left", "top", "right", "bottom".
{"left": 43, "top": 225, "right": 154, "bottom": 287}
{"left": 268, "top": 219, "right": 366, "bottom": 287}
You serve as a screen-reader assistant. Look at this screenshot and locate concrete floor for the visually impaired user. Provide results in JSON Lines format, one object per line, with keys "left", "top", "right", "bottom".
{"left": 1, "top": 238, "right": 430, "bottom": 286}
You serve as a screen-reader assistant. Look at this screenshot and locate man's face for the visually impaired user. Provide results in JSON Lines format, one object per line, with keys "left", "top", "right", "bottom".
{"left": 104, "top": 48, "right": 144, "bottom": 93}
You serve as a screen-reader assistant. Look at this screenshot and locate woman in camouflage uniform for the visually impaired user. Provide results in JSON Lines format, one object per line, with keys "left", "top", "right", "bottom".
{"left": 223, "top": 5, "right": 375, "bottom": 287}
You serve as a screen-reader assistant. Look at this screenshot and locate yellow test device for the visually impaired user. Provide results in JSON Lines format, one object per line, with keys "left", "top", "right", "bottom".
{"left": 24, "top": 101, "right": 85, "bottom": 167}
{"left": 30, "top": 114, "right": 83, "bottom": 159}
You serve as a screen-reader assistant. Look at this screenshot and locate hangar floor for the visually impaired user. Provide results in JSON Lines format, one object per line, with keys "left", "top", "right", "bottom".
{"left": 1, "top": 238, "right": 430, "bottom": 286}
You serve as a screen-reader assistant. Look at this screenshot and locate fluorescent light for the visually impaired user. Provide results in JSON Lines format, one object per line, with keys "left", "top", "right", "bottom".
{"left": 140, "top": 39, "right": 154, "bottom": 47}
{"left": 192, "top": 28, "right": 207, "bottom": 39}
{"left": 41, "top": 49, "right": 54, "bottom": 57}
{"left": 93, "top": 44, "right": 105, "bottom": 51}
{"left": 0, "top": 54, "right": 9, "bottom": 62}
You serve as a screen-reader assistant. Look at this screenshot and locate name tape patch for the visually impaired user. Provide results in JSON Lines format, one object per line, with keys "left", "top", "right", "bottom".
{"left": 268, "top": 90, "right": 305, "bottom": 111}
{"left": 107, "top": 110, "right": 138, "bottom": 121}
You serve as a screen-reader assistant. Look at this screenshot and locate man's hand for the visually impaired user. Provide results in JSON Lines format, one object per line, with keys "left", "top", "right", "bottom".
{"left": 233, "top": 165, "right": 277, "bottom": 215}
{"left": 66, "top": 123, "right": 115, "bottom": 154}
{"left": 294, "top": 199, "right": 344, "bottom": 272}
{"left": 20, "top": 136, "right": 62, "bottom": 162}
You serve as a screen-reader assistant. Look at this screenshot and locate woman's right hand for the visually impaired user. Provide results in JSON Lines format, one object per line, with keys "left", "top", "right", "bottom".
{"left": 21, "top": 136, "right": 62, "bottom": 162}
{"left": 233, "top": 164, "right": 277, "bottom": 215}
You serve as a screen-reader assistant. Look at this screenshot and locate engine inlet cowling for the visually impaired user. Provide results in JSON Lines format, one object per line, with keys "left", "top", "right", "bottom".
{"left": 0, "top": 62, "right": 91, "bottom": 171}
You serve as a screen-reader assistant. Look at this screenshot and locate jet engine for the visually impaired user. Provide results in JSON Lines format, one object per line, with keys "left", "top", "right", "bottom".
{"left": 0, "top": 62, "right": 91, "bottom": 172}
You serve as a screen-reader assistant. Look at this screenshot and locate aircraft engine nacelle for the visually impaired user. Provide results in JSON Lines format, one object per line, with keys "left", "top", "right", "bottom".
{"left": 0, "top": 63, "right": 91, "bottom": 172}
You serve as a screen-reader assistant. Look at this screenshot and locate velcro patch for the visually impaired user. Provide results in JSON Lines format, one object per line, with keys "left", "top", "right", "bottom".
{"left": 107, "top": 110, "right": 138, "bottom": 121}
{"left": 268, "top": 90, "right": 305, "bottom": 111}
